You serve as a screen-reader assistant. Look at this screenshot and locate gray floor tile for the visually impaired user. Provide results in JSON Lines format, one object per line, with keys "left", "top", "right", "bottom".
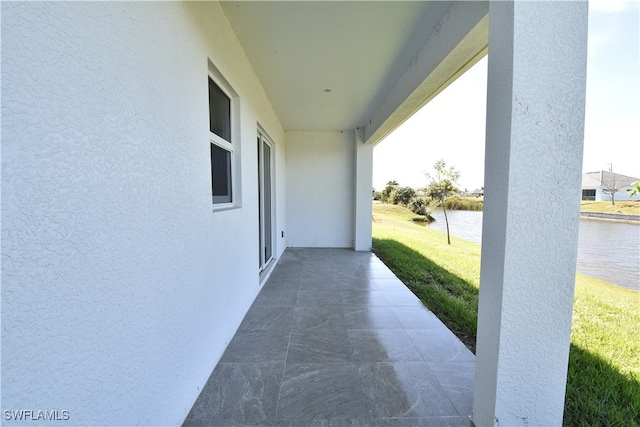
{"left": 366, "top": 260, "right": 390, "bottom": 270}
{"left": 262, "top": 275, "right": 300, "bottom": 291}
{"left": 292, "top": 305, "right": 346, "bottom": 331}
{"left": 375, "top": 417, "right": 472, "bottom": 427}
{"left": 287, "top": 329, "right": 353, "bottom": 363}
{"left": 270, "top": 260, "right": 304, "bottom": 272}
{"left": 297, "top": 289, "right": 342, "bottom": 305}
{"left": 279, "top": 248, "right": 307, "bottom": 261}
{"left": 358, "top": 363, "right": 459, "bottom": 418}
{"left": 183, "top": 416, "right": 472, "bottom": 427}
{"left": 335, "top": 266, "right": 367, "bottom": 280}
{"left": 348, "top": 329, "right": 423, "bottom": 362}
{"left": 303, "top": 253, "right": 335, "bottom": 263}
{"left": 302, "top": 269, "right": 336, "bottom": 281}
{"left": 277, "top": 363, "right": 375, "bottom": 420}
{"left": 334, "top": 256, "right": 369, "bottom": 266}
{"left": 428, "top": 362, "right": 475, "bottom": 417}
{"left": 253, "top": 289, "right": 299, "bottom": 307}
{"left": 420, "top": 416, "right": 474, "bottom": 426}
{"left": 220, "top": 329, "right": 290, "bottom": 363}
{"left": 239, "top": 306, "right": 294, "bottom": 330}
{"left": 372, "top": 278, "right": 408, "bottom": 291}
{"left": 268, "top": 267, "right": 303, "bottom": 280}
{"left": 294, "top": 418, "right": 471, "bottom": 427}
{"left": 298, "top": 276, "right": 339, "bottom": 290}
{"left": 339, "top": 289, "right": 388, "bottom": 306}
{"left": 391, "top": 306, "right": 446, "bottom": 329}
{"left": 334, "top": 258, "right": 369, "bottom": 268}
{"left": 186, "top": 362, "right": 283, "bottom": 422}
{"left": 336, "top": 276, "right": 376, "bottom": 291}
{"left": 406, "top": 329, "right": 475, "bottom": 362}
{"left": 185, "top": 248, "right": 476, "bottom": 427}
{"left": 365, "top": 269, "right": 399, "bottom": 280}
{"left": 343, "top": 306, "right": 403, "bottom": 329}
{"left": 381, "top": 290, "right": 423, "bottom": 307}
{"left": 273, "top": 259, "right": 305, "bottom": 270}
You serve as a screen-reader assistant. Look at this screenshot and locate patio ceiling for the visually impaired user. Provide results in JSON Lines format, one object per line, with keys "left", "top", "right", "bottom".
{"left": 220, "top": 1, "right": 488, "bottom": 141}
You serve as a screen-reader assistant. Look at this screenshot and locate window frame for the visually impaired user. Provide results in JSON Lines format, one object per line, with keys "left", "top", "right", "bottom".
{"left": 210, "top": 140, "right": 232, "bottom": 205}
{"left": 208, "top": 61, "right": 240, "bottom": 209}
{"left": 257, "top": 126, "right": 276, "bottom": 273}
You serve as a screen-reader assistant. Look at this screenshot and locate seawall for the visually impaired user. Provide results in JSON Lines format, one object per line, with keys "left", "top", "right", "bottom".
{"left": 580, "top": 212, "right": 640, "bottom": 224}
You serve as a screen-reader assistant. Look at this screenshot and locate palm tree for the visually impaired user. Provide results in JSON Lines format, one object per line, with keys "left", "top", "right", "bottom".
{"left": 627, "top": 181, "right": 640, "bottom": 199}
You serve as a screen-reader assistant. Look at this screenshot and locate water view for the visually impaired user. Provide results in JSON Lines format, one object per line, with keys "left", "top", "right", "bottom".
{"left": 426, "top": 209, "right": 640, "bottom": 292}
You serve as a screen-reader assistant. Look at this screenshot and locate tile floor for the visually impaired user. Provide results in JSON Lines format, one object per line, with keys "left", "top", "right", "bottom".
{"left": 184, "top": 248, "right": 475, "bottom": 426}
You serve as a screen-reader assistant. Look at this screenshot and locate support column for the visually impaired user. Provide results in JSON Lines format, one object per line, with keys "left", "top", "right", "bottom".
{"left": 473, "top": 2, "right": 587, "bottom": 426}
{"left": 353, "top": 128, "right": 373, "bottom": 251}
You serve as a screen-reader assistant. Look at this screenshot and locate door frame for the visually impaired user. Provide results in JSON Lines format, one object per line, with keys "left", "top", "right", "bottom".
{"left": 257, "top": 126, "right": 276, "bottom": 275}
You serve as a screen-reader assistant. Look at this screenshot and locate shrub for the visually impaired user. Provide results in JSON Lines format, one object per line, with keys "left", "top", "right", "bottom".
{"left": 385, "top": 188, "right": 397, "bottom": 204}
{"left": 408, "top": 197, "right": 435, "bottom": 222}
{"left": 381, "top": 183, "right": 398, "bottom": 203}
{"left": 445, "top": 196, "right": 483, "bottom": 211}
{"left": 393, "top": 186, "right": 416, "bottom": 205}
{"left": 409, "top": 196, "right": 427, "bottom": 214}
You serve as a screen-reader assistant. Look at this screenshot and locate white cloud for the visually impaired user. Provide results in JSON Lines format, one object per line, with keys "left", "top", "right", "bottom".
{"left": 589, "top": 0, "right": 639, "bottom": 14}
{"left": 587, "top": 28, "right": 613, "bottom": 57}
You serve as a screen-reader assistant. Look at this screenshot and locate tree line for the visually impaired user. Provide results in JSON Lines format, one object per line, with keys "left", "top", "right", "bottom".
{"left": 373, "top": 160, "right": 481, "bottom": 244}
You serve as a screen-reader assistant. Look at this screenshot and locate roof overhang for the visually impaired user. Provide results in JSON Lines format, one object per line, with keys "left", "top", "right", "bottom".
{"left": 221, "top": 1, "right": 488, "bottom": 144}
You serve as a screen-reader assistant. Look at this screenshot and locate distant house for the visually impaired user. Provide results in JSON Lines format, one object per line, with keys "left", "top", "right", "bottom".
{"left": 582, "top": 171, "right": 639, "bottom": 202}
{"left": 470, "top": 188, "right": 485, "bottom": 198}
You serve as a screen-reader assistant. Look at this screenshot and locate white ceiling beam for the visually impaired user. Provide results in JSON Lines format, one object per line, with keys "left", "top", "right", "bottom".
{"left": 363, "top": 1, "right": 489, "bottom": 145}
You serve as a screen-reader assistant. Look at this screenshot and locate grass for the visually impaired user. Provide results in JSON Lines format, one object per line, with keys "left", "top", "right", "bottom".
{"left": 372, "top": 203, "right": 640, "bottom": 425}
{"left": 372, "top": 204, "right": 479, "bottom": 350}
{"left": 566, "top": 275, "right": 640, "bottom": 426}
{"left": 373, "top": 203, "right": 429, "bottom": 222}
{"left": 444, "top": 196, "right": 483, "bottom": 211}
{"left": 580, "top": 200, "right": 640, "bottom": 216}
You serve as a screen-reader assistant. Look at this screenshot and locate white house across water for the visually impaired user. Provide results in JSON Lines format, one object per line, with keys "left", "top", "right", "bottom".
{"left": 2, "top": 2, "right": 588, "bottom": 425}
{"left": 581, "top": 170, "right": 639, "bottom": 202}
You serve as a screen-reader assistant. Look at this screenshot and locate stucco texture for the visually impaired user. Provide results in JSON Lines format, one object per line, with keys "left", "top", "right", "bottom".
{"left": 2, "top": 2, "right": 285, "bottom": 425}
{"left": 286, "top": 131, "right": 355, "bottom": 248}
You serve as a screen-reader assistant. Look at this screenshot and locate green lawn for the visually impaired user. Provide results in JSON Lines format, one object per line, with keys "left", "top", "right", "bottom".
{"left": 581, "top": 200, "right": 640, "bottom": 216}
{"left": 372, "top": 203, "right": 640, "bottom": 425}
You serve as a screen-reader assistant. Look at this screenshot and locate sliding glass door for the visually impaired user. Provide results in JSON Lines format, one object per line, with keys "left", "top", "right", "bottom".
{"left": 258, "top": 131, "right": 274, "bottom": 271}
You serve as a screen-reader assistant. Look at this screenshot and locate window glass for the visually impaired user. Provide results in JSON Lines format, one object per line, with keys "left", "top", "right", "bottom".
{"left": 209, "top": 78, "right": 231, "bottom": 142}
{"left": 211, "top": 143, "right": 232, "bottom": 203}
{"left": 209, "top": 76, "right": 233, "bottom": 205}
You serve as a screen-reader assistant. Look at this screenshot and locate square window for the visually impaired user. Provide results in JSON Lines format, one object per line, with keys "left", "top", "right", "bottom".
{"left": 211, "top": 143, "right": 232, "bottom": 204}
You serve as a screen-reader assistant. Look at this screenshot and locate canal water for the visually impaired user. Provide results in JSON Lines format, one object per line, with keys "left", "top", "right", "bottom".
{"left": 426, "top": 209, "right": 640, "bottom": 292}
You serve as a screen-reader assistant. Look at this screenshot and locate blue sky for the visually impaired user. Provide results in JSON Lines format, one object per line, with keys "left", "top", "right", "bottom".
{"left": 373, "top": 1, "right": 639, "bottom": 192}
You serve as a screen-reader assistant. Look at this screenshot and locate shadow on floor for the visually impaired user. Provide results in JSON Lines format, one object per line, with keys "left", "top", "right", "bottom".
{"left": 372, "top": 238, "right": 478, "bottom": 353}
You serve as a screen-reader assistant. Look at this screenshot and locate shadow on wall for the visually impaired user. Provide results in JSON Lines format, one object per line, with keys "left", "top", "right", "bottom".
{"left": 371, "top": 238, "right": 478, "bottom": 353}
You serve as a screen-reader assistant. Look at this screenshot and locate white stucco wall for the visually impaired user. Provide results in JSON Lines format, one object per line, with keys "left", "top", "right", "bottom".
{"left": 1, "top": 2, "right": 285, "bottom": 425}
{"left": 473, "top": 2, "right": 587, "bottom": 425}
{"left": 353, "top": 130, "right": 374, "bottom": 251}
{"left": 286, "top": 131, "right": 355, "bottom": 248}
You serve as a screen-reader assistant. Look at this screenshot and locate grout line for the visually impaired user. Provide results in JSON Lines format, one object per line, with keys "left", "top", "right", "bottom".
{"left": 273, "top": 265, "right": 301, "bottom": 422}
